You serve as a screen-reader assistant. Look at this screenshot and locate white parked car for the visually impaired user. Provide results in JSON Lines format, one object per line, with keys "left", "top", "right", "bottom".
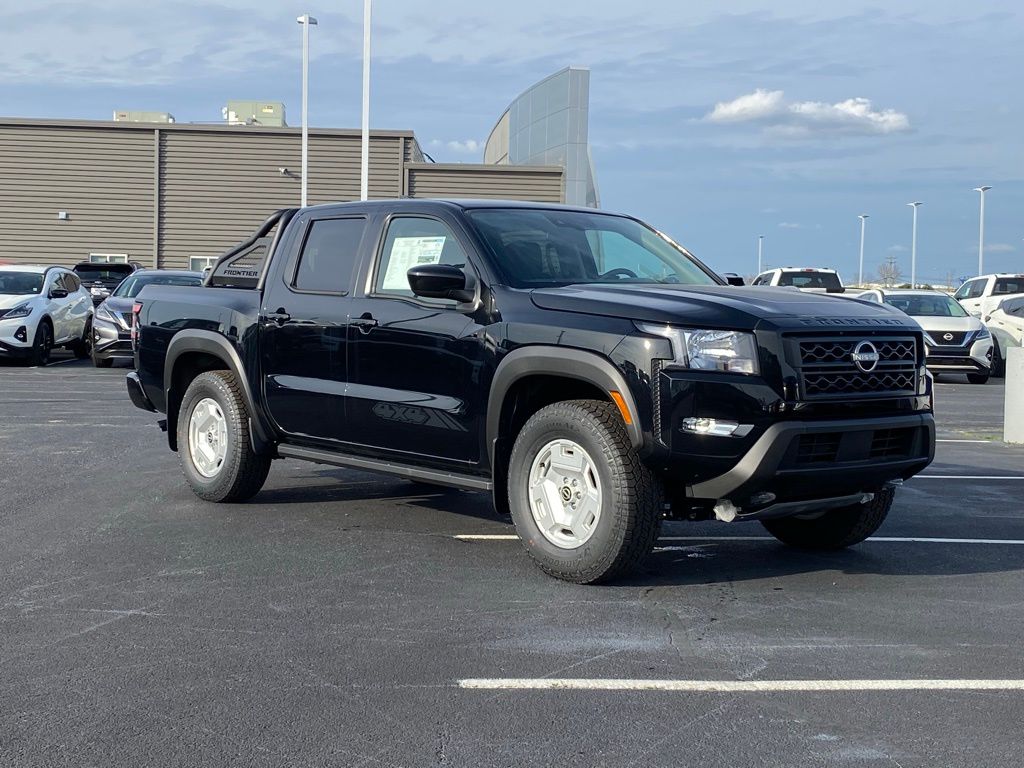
{"left": 985, "top": 295, "right": 1024, "bottom": 376}
{"left": 856, "top": 289, "right": 992, "bottom": 383}
{"left": 0, "top": 265, "right": 94, "bottom": 365}
{"left": 751, "top": 267, "right": 845, "bottom": 293}
{"left": 953, "top": 273, "right": 1024, "bottom": 318}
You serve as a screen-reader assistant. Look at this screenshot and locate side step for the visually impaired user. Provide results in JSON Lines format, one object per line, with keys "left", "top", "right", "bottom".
{"left": 277, "top": 444, "right": 493, "bottom": 492}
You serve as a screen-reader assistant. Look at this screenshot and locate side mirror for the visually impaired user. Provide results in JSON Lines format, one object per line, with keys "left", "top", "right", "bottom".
{"left": 723, "top": 273, "right": 745, "bottom": 286}
{"left": 49, "top": 288, "right": 69, "bottom": 299}
{"left": 407, "top": 264, "right": 475, "bottom": 304}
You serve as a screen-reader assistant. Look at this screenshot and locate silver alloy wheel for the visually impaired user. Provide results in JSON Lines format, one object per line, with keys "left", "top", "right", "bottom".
{"left": 527, "top": 438, "right": 603, "bottom": 549}
{"left": 187, "top": 397, "right": 228, "bottom": 478}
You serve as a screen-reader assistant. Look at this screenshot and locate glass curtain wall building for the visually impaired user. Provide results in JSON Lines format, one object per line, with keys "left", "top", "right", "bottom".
{"left": 484, "top": 67, "right": 599, "bottom": 208}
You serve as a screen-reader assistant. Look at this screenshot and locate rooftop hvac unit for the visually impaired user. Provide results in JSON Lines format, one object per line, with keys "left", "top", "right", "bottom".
{"left": 223, "top": 100, "right": 286, "bottom": 127}
{"left": 113, "top": 110, "right": 175, "bottom": 123}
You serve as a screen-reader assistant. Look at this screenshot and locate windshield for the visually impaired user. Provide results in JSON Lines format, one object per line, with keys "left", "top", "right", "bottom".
{"left": 0, "top": 271, "right": 44, "bottom": 295}
{"left": 75, "top": 265, "right": 133, "bottom": 281}
{"left": 466, "top": 209, "right": 719, "bottom": 289}
{"left": 993, "top": 277, "right": 1024, "bottom": 295}
{"left": 885, "top": 294, "right": 968, "bottom": 318}
{"left": 777, "top": 271, "right": 842, "bottom": 290}
{"left": 113, "top": 273, "right": 201, "bottom": 298}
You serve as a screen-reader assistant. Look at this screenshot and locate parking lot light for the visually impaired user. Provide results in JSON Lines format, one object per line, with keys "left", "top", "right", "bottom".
{"left": 974, "top": 186, "right": 992, "bottom": 276}
{"left": 297, "top": 13, "right": 318, "bottom": 208}
{"left": 908, "top": 202, "right": 922, "bottom": 289}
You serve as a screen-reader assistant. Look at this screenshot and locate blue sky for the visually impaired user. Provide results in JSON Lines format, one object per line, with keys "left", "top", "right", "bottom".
{"left": 1, "top": 0, "right": 1021, "bottom": 283}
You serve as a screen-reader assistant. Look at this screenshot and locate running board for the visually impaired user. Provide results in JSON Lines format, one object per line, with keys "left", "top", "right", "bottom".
{"left": 277, "top": 445, "right": 493, "bottom": 491}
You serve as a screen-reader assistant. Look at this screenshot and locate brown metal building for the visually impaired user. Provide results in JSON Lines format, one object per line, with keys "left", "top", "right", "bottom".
{"left": 0, "top": 118, "right": 565, "bottom": 270}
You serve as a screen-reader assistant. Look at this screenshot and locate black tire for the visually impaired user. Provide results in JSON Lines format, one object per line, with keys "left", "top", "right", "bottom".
{"left": 508, "top": 400, "right": 660, "bottom": 584}
{"left": 991, "top": 341, "right": 1005, "bottom": 379}
{"left": 177, "top": 370, "right": 272, "bottom": 503}
{"left": 29, "top": 321, "right": 53, "bottom": 366}
{"left": 91, "top": 348, "right": 114, "bottom": 368}
{"left": 967, "top": 372, "right": 990, "bottom": 385}
{"left": 70, "top": 318, "right": 92, "bottom": 359}
{"left": 761, "top": 487, "right": 895, "bottom": 550}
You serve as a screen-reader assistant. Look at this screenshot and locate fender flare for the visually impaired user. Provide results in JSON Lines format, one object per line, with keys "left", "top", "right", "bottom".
{"left": 486, "top": 346, "right": 644, "bottom": 467}
{"left": 164, "top": 330, "right": 273, "bottom": 453}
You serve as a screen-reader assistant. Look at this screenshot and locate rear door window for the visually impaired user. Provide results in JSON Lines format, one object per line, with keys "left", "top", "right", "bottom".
{"left": 292, "top": 217, "right": 367, "bottom": 294}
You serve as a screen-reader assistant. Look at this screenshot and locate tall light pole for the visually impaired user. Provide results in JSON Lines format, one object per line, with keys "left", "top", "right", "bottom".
{"left": 974, "top": 186, "right": 992, "bottom": 276}
{"left": 857, "top": 214, "right": 868, "bottom": 286}
{"left": 296, "top": 13, "right": 318, "bottom": 207}
{"left": 907, "top": 202, "right": 922, "bottom": 289}
{"left": 757, "top": 235, "right": 764, "bottom": 275}
{"left": 360, "top": 0, "right": 372, "bottom": 201}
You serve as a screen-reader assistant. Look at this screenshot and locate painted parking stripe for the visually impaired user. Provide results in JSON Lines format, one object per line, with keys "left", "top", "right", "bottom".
{"left": 916, "top": 475, "right": 1024, "bottom": 480}
{"left": 458, "top": 678, "right": 1024, "bottom": 692}
{"left": 936, "top": 439, "right": 996, "bottom": 444}
{"left": 454, "top": 534, "right": 1024, "bottom": 545}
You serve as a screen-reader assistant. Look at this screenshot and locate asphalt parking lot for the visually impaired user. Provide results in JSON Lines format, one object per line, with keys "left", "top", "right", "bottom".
{"left": 2, "top": 356, "right": 1023, "bottom": 767}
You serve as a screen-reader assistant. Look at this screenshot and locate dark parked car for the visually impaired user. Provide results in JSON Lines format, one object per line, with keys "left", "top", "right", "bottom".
{"left": 92, "top": 269, "right": 202, "bottom": 367}
{"left": 127, "top": 200, "right": 935, "bottom": 583}
{"left": 73, "top": 262, "right": 140, "bottom": 305}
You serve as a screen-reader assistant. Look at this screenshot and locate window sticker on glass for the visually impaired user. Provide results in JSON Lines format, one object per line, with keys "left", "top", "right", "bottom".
{"left": 381, "top": 236, "right": 446, "bottom": 290}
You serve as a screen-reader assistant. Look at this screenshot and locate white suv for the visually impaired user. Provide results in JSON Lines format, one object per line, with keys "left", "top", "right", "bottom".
{"left": 0, "top": 265, "right": 94, "bottom": 365}
{"left": 751, "top": 267, "right": 845, "bottom": 293}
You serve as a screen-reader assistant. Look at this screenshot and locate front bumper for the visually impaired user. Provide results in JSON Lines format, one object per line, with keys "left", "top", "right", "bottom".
{"left": 0, "top": 317, "right": 33, "bottom": 357}
{"left": 925, "top": 337, "right": 992, "bottom": 374}
{"left": 93, "top": 317, "right": 133, "bottom": 360}
{"left": 686, "top": 413, "right": 934, "bottom": 507}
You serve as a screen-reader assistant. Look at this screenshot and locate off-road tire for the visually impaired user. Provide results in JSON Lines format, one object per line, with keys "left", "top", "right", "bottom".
{"left": 70, "top": 318, "right": 92, "bottom": 359}
{"left": 29, "top": 321, "right": 52, "bottom": 366}
{"left": 177, "top": 370, "right": 271, "bottom": 503}
{"left": 761, "top": 487, "right": 895, "bottom": 550}
{"left": 508, "top": 400, "right": 660, "bottom": 584}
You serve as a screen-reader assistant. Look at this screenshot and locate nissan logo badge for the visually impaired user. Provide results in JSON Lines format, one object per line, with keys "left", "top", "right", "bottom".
{"left": 851, "top": 340, "right": 880, "bottom": 373}
{"left": 943, "top": 332, "right": 954, "bottom": 342}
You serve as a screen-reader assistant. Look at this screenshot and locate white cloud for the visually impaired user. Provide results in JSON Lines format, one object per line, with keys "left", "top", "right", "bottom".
{"left": 985, "top": 243, "right": 1016, "bottom": 253}
{"left": 778, "top": 222, "right": 802, "bottom": 229}
{"left": 887, "top": 244, "right": 908, "bottom": 252}
{"left": 429, "top": 139, "right": 482, "bottom": 155}
{"left": 706, "top": 89, "right": 910, "bottom": 137}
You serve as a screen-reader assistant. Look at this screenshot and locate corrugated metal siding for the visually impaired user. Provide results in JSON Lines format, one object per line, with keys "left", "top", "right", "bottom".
{"left": 0, "top": 126, "right": 154, "bottom": 266}
{"left": 159, "top": 132, "right": 404, "bottom": 268}
{"left": 406, "top": 164, "right": 564, "bottom": 203}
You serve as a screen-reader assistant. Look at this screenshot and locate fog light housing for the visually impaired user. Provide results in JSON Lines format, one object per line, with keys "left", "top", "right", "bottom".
{"left": 14, "top": 326, "right": 27, "bottom": 342}
{"left": 681, "top": 417, "right": 752, "bottom": 437}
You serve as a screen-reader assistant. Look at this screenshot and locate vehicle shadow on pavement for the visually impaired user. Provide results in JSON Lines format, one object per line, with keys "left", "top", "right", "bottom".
{"left": 624, "top": 543, "right": 1022, "bottom": 587}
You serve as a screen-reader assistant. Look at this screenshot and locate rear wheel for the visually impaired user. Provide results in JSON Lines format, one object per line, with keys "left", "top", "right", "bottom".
{"left": 761, "top": 487, "right": 895, "bottom": 550}
{"left": 70, "top": 318, "right": 92, "bottom": 359}
{"left": 177, "top": 370, "right": 271, "bottom": 503}
{"left": 29, "top": 321, "right": 52, "bottom": 366}
{"left": 508, "top": 400, "right": 660, "bottom": 584}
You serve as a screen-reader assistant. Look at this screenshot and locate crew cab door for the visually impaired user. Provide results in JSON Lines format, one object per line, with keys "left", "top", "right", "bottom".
{"left": 344, "top": 213, "right": 491, "bottom": 466}
{"left": 260, "top": 213, "right": 368, "bottom": 444}
{"left": 955, "top": 277, "right": 988, "bottom": 316}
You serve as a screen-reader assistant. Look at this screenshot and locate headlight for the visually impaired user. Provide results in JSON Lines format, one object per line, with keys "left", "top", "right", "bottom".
{"left": 3, "top": 302, "right": 32, "bottom": 320}
{"left": 976, "top": 327, "right": 990, "bottom": 340}
{"left": 95, "top": 303, "right": 118, "bottom": 323}
{"left": 636, "top": 323, "right": 760, "bottom": 375}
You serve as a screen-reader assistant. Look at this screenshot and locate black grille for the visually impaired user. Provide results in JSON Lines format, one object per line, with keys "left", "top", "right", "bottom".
{"left": 793, "top": 336, "right": 918, "bottom": 400}
{"left": 870, "top": 428, "right": 915, "bottom": 459}
{"left": 928, "top": 330, "right": 968, "bottom": 346}
{"left": 795, "top": 432, "right": 841, "bottom": 464}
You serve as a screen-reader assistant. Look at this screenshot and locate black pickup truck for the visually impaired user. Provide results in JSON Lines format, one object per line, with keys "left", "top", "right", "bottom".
{"left": 127, "top": 200, "right": 934, "bottom": 583}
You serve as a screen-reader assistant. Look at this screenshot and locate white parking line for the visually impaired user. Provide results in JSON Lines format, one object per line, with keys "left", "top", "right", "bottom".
{"left": 917, "top": 475, "right": 1024, "bottom": 480}
{"left": 936, "top": 439, "right": 995, "bottom": 444}
{"left": 458, "top": 678, "right": 1024, "bottom": 692}
{"left": 454, "top": 534, "right": 1024, "bottom": 545}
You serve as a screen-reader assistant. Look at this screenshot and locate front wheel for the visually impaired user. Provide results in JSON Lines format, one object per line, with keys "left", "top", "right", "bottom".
{"left": 967, "top": 372, "right": 990, "bottom": 385}
{"left": 508, "top": 400, "right": 660, "bottom": 584}
{"left": 177, "top": 370, "right": 272, "bottom": 503}
{"left": 761, "top": 487, "right": 895, "bottom": 550}
{"left": 29, "top": 322, "right": 52, "bottom": 366}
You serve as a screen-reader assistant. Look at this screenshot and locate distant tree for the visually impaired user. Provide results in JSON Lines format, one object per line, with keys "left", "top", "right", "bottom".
{"left": 878, "top": 260, "right": 903, "bottom": 288}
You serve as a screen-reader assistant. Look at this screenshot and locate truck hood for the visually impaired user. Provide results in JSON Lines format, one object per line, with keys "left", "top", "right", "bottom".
{"left": 529, "top": 284, "right": 911, "bottom": 330}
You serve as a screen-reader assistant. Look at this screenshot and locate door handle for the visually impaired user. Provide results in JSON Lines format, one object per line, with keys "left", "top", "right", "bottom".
{"left": 266, "top": 309, "right": 291, "bottom": 325}
{"left": 352, "top": 313, "right": 378, "bottom": 333}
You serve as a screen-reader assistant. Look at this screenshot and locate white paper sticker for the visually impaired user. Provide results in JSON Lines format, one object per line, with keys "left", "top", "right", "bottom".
{"left": 382, "top": 236, "right": 447, "bottom": 290}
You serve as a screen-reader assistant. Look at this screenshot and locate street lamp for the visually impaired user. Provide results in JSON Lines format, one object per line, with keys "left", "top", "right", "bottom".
{"left": 296, "top": 13, "right": 318, "bottom": 207}
{"left": 360, "top": 0, "right": 372, "bottom": 201}
{"left": 974, "top": 186, "right": 992, "bottom": 276}
{"left": 907, "top": 202, "right": 922, "bottom": 289}
{"left": 757, "top": 235, "right": 764, "bottom": 275}
{"left": 857, "top": 214, "right": 868, "bottom": 286}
